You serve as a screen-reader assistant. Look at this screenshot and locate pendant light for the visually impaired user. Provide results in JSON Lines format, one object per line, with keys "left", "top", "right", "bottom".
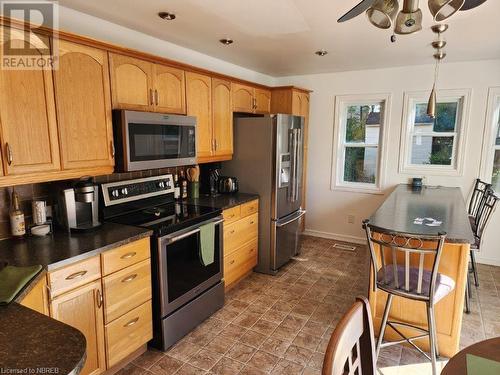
{"left": 428, "top": 0, "right": 465, "bottom": 22}
{"left": 366, "top": 0, "right": 399, "bottom": 29}
{"left": 427, "top": 24, "right": 448, "bottom": 118}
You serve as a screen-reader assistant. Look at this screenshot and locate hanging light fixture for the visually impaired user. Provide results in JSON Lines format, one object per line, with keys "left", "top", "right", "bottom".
{"left": 427, "top": 24, "right": 448, "bottom": 118}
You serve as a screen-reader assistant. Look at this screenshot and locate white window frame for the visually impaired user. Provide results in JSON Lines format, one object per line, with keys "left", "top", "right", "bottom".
{"left": 331, "top": 93, "right": 391, "bottom": 194}
{"left": 480, "top": 87, "right": 500, "bottom": 184}
{"left": 399, "top": 89, "right": 471, "bottom": 176}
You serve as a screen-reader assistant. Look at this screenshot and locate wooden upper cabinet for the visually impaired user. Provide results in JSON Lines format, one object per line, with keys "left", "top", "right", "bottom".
{"left": 109, "top": 53, "right": 153, "bottom": 111}
{"left": 0, "top": 29, "right": 60, "bottom": 175}
{"left": 212, "top": 78, "right": 233, "bottom": 158}
{"left": 54, "top": 40, "right": 114, "bottom": 170}
{"left": 186, "top": 72, "right": 212, "bottom": 159}
{"left": 254, "top": 88, "right": 271, "bottom": 114}
{"left": 153, "top": 65, "right": 186, "bottom": 114}
{"left": 50, "top": 280, "right": 106, "bottom": 375}
{"left": 232, "top": 83, "right": 255, "bottom": 113}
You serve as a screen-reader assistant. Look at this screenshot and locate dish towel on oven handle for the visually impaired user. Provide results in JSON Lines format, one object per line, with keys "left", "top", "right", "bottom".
{"left": 199, "top": 222, "right": 215, "bottom": 266}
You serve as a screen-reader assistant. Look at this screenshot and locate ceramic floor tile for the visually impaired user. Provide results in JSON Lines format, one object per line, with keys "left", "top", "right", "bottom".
{"left": 226, "top": 342, "right": 257, "bottom": 363}
{"left": 239, "top": 330, "right": 268, "bottom": 348}
{"left": 210, "top": 357, "right": 244, "bottom": 375}
{"left": 188, "top": 349, "right": 223, "bottom": 371}
{"left": 175, "top": 364, "right": 207, "bottom": 375}
{"left": 246, "top": 350, "right": 280, "bottom": 373}
{"left": 133, "top": 349, "right": 164, "bottom": 370}
{"left": 260, "top": 337, "right": 291, "bottom": 357}
{"left": 149, "top": 355, "right": 184, "bottom": 375}
{"left": 270, "top": 359, "right": 304, "bottom": 375}
{"left": 283, "top": 344, "right": 313, "bottom": 366}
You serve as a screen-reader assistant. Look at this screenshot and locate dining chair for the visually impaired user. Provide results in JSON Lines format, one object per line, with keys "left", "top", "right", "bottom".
{"left": 363, "top": 221, "right": 452, "bottom": 375}
{"left": 467, "top": 179, "right": 491, "bottom": 288}
{"left": 322, "top": 296, "right": 376, "bottom": 375}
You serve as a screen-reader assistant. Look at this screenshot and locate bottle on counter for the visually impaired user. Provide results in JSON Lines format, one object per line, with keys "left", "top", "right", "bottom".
{"left": 10, "top": 189, "right": 25, "bottom": 237}
{"left": 180, "top": 170, "right": 188, "bottom": 200}
{"left": 174, "top": 173, "right": 181, "bottom": 201}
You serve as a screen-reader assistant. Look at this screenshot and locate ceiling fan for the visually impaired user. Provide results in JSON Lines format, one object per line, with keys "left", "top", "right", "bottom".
{"left": 338, "top": 0, "right": 487, "bottom": 35}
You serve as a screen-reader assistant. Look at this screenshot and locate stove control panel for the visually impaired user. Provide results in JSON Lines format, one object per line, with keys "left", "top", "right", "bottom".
{"left": 101, "top": 174, "right": 174, "bottom": 206}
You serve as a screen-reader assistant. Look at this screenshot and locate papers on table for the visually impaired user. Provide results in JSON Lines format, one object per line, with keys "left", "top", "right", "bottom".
{"left": 413, "top": 217, "right": 443, "bottom": 227}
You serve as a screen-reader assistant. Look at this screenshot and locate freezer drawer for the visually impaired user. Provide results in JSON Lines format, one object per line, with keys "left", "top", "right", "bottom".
{"left": 272, "top": 209, "right": 306, "bottom": 271}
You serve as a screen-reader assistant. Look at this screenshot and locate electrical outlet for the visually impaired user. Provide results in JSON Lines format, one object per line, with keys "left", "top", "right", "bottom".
{"left": 347, "top": 214, "right": 355, "bottom": 224}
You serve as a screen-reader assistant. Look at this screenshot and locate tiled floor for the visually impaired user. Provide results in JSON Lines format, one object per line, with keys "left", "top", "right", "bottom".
{"left": 121, "top": 235, "right": 500, "bottom": 375}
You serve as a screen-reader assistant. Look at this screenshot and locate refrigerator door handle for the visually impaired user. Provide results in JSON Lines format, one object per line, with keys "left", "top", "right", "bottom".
{"left": 294, "top": 129, "right": 301, "bottom": 202}
{"left": 276, "top": 209, "right": 306, "bottom": 227}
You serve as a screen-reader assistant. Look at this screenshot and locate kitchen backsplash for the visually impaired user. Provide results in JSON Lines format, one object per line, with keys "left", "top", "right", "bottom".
{"left": 0, "top": 167, "right": 187, "bottom": 240}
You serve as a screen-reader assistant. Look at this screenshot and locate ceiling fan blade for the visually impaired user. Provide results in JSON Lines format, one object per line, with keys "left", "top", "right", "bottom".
{"left": 460, "top": 0, "right": 487, "bottom": 11}
{"left": 337, "top": 0, "right": 377, "bottom": 22}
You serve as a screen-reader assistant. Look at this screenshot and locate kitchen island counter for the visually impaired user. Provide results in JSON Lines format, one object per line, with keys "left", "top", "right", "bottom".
{"left": 366, "top": 184, "right": 473, "bottom": 358}
{"left": 0, "top": 303, "right": 86, "bottom": 375}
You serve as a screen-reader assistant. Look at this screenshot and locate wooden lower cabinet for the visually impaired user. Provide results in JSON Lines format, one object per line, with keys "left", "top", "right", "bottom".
{"left": 44, "top": 238, "right": 152, "bottom": 374}
{"left": 223, "top": 199, "right": 259, "bottom": 289}
{"left": 19, "top": 275, "right": 49, "bottom": 316}
{"left": 50, "top": 280, "right": 106, "bottom": 375}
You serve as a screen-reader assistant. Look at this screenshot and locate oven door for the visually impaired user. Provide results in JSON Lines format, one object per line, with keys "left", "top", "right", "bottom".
{"left": 157, "top": 217, "right": 223, "bottom": 316}
{"left": 120, "top": 111, "right": 197, "bottom": 171}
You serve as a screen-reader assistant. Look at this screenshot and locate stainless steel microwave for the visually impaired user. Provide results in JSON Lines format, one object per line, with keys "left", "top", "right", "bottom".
{"left": 113, "top": 110, "right": 197, "bottom": 171}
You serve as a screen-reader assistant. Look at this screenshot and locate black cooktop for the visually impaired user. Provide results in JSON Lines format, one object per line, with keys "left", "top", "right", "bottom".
{"left": 105, "top": 200, "right": 221, "bottom": 237}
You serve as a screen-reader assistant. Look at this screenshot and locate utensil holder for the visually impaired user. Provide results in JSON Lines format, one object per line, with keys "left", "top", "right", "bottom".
{"left": 189, "top": 181, "right": 200, "bottom": 199}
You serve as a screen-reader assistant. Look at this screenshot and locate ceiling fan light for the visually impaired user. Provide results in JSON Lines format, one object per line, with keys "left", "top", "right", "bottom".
{"left": 394, "top": 8, "right": 423, "bottom": 34}
{"left": 428, "top": 0, "right": 465, "bottom": 21}
{"left": 366, "top": 0, "right": 399, "bottom": 29}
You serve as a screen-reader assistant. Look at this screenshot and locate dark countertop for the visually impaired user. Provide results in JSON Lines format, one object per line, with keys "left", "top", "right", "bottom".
{"left": 368, "top": 184, "right": 475, "bottom": 244}
{"left": 0, "top": 222, "right": 152, "bottom": 374}
{"left": 0, "top": 222, "right": 152, "bottom": 272}
{"left": 0, "top": 303, "right": 86, "bottom": 375}
{"left": 189, "top": 192, "right": 259, "bottom": 210}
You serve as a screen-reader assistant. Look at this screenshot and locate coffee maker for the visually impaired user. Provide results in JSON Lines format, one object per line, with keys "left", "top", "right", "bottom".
{"left": 59, "top": 179, "right": 101, "bottom": 232}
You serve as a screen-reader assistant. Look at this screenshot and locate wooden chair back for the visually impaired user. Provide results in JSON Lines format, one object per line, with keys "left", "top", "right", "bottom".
{"left": 363, "top": 222, "right": 447, "bottom": 302}
{"left": 322, "top": 296, "right": 376, "bottom": 375}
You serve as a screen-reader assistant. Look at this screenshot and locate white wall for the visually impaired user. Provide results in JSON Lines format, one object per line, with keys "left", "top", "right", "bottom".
{"left": 57, "top": 6, "right": 276, "bottom": 86}
{"left": 276, "top": 60, "right": 500, "bottom": 266}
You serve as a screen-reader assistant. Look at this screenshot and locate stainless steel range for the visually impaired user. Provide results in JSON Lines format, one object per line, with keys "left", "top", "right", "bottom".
{"left": 101, "top": 174, "right": 224, "bottom": 350}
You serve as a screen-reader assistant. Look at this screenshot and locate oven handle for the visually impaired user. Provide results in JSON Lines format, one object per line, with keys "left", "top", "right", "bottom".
{"left": 163, "top": 218, "right": 224, "bottom": 244}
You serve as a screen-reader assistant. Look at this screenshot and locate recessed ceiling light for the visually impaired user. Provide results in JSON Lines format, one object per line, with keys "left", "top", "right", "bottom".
{"left": 315, "top": 49, "right": 328, "bottom": 56}
{"left": 219, "top": 38, "right": 234, "bottom": 46}
{"left": 158, "top": 12, "right": 176, "bottom": 21}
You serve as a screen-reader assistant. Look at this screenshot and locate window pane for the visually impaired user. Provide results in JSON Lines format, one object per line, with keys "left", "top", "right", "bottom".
{"left": 492, "top": 150, "right": 500, "bottom": 192}
{"left": 414, "top": 102, "right": 458, "bottom": 132}
{"left": 344, "top": 147, "right": 377, "bottom": 183}
{"left": 411, "top": 136, "right": 454, "bottom": 165}
{"left": 345, "top": 104, "right": 381, "bottom": 144}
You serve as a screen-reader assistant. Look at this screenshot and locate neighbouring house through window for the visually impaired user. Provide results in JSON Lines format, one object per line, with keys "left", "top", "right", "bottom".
{"left": 400, "top": 89, "right": 470, "bottom": 176}
{"left": 332, "top": 94, "right": 390, "bottom": 193}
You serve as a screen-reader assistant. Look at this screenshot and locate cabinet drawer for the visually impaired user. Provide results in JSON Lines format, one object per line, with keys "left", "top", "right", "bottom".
{"left": 224, "top": 213, "right": 258, "bottom": 255}
{"left": 101, "top": 237, "right": 150, "bottom": 276}
{"left": 223, "top": 205, "right": 241, "bottom": 224}
{"left": 224, "top": 240, "right": 258, "bottom": 287}
{"left": 241, "top": 199, "right": 258, "bottom": 217}
{"left": 105, "top": 300, "right": 152, "bottom": 368}
{"left": 48, "top": 256, "right": 101, "bottom": 297}
{"left": 103, "top": 258, "right": 152, "bottom": 324}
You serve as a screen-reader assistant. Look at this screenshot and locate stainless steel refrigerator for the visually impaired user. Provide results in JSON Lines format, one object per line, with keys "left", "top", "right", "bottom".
{"left": 222, "top": 114, "right": 305, "bottom": 274}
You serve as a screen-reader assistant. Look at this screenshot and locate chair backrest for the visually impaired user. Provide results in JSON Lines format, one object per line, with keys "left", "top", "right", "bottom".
{"left": 322, "top": 296, "right": 376, "bottom": 375}
{"left": 475, "top": 188, "right": 499, "bottom": 245}
{"left": 363, "top": 222, "right": 447, "bottom": 302}
{"left": 468, "top": 179, "right": 491, "bottom": 218}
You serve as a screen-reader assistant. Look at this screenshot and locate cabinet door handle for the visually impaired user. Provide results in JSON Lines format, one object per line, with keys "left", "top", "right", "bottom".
{"left": 120, "top": 252, "right": 137, "bottom": 260}
{"left": 230, "top": 230, "right": 235, "bottom": 235}
{"left": 229, "top": 260, "right": 235, "bottom": 265}
{"left": 214, "top": 139, "right": 217, "bottom": 151}
{"left": 155, "top": 89, "right": 159, "bottom": 106}
{"left": 121, "top": 273, "right": 138, "bottom": 283}
{"left": 150, "top": 89, "right": 155, "bottom": 105}
{"left": 5, "top": 143, "right": 13, "bottom": 165}
{"left": 96, "top": 289, "right": 103, "bottom": 308}
{"left": 110, "top": 140, "right": 115, "bottom": 158}
{"left": 250, "top": 221, "right": 255, "bottom": 225}
{"left": 124, "top": 317, "right": 139, "bottom": 327}
{"left": 66, "top": 270, "right": 87, "bottom": 280}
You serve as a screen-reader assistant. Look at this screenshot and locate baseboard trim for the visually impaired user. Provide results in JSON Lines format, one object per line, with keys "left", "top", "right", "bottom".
{"left": 474, "top": 255, "right": 500, "bottom": 267}
{"left": 303, "top": 229, "right": 366, "bottom": 245}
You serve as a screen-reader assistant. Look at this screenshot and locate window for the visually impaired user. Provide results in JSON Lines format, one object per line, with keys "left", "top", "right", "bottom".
{"left": 400, "top": 89, "right": 471, "bottom": 176}
{"left": 332, "top": 94, "right": 391, "bottom": 193}
{"left": 481, "top": 87, "right": 500, "bottom": 192}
